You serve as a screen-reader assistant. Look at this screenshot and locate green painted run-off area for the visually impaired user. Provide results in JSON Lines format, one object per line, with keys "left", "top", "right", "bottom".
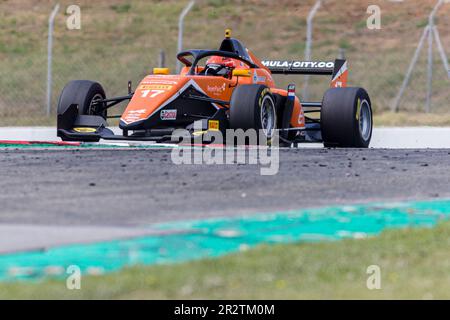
{"left": 0, "top": 199, "right": 449, "bottom": 281}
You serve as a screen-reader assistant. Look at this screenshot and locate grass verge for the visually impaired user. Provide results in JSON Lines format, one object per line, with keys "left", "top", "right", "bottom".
{"left": 1, "top": 221, "right": 449, "bottom": 299}
{"left": 374, "top": 112, "right": 450, "bottom": 127}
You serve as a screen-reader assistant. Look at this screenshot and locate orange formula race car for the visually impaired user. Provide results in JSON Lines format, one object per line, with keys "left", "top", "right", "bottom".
{"left": 57, "top": 30, "right": 373, "bottom": 147}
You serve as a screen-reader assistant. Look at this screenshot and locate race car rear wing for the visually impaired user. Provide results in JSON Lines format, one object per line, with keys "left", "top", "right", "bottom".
{"left": 261, "top": 59, "right": 348, "bottom": 88}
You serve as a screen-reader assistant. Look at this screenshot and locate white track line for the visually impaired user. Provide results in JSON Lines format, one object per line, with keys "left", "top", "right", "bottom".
{"left": 1, "top": 127, "right": 450, "bottom": 148}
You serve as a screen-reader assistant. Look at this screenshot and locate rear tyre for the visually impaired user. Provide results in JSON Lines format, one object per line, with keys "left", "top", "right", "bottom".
{"left": 321, "top": 87, "right": 372, "bottom": 148}
{"left": 57, "top": 80, "right": 106, "bottom": 118}
{"left": 229, "top": 84, "right": 277, "bottom": 145}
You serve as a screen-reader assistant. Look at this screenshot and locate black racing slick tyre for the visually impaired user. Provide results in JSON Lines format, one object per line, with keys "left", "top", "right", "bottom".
{"left": 229, "top": 84, "right": 277, "bottom": 145}
{"left": 57, "top": 80, "right": 106, "bottom": 118}
{"left": 321, "top": 87, "right": 373, "bottom": 148}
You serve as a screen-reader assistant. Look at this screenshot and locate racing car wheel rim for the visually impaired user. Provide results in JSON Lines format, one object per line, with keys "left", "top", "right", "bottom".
{"left": 358, "top": 99, "right": 372, "bottom": 142}
{"left": 88, "top": 94, "right": 104, "bottom": 115}
{"left": 260, "top": 95, "right": 276, "bottom": 138}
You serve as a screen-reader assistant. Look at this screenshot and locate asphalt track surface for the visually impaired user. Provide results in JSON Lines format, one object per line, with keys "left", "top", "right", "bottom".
{"left": 1, "top": 148, "right": 450, "bottom": 228}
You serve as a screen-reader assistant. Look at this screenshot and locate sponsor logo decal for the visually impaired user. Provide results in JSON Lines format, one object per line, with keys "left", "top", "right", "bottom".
{"left": 261, "top": 60, "right": 334, "bottom": 69}
{"left": 253, "top": 71, "right": 266, "bottom": 83}
{"left": 192, "top": 130, "right": 207, "bottom": 136}
{"left": 121, "top": 109, "right": 147, "bottom": 123}
{"left": 73, "top": 127, "right": 96, "bottom": 133}
{"left": 128, "top": 109, "right": 146, "bottom": 114}
{"left": 141, "top": 79, "right": 178, "bottom": 85}
{"left": 356, "top": 99, "right": 361, "bottom": 121}
{"left": 207, "top": 83, "right": 226, "bottom": 94}
{"left": 298, "top": 113, "right": 305, "bottom": 126}
{"left": 208, "top": 120, "right": 220, "bottom": 131}
{"left": 140, "top": 84, "right": 172, "bottom": 90}
{"left": 160, "top": 109, "right": 177, "bottom": 120}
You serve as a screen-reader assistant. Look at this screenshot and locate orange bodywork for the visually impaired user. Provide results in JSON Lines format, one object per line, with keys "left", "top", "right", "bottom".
{"left": 121, "top": 50, "right": 306, "bottom": 129}
{"left": 56, "top": 30, "right": 358, "bottom": 146}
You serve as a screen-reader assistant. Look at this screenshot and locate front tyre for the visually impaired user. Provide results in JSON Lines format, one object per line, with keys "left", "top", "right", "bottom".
{"left": 57, "top": 80, "right": 106, "bottom": 119}
{"left": 57, "top": 80, "right": 106, "bottom": 142}
{"left": 321, "top": 87, "right": 373, "bottom": 148}
{"left": 229, "top": 84, "right": 277, "bottom": 145}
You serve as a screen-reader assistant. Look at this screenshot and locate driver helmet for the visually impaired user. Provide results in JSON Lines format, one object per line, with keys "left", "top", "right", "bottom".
{"left": 205, "top": 56, "right": 240, "bottom": 69}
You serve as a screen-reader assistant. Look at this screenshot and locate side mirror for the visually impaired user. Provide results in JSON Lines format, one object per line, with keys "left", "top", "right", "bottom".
{"left": 153, "top": 68, "right": 170, "bottom": 75}
{"left": 232, "top": 69, "right": 251, "bottom": 77}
